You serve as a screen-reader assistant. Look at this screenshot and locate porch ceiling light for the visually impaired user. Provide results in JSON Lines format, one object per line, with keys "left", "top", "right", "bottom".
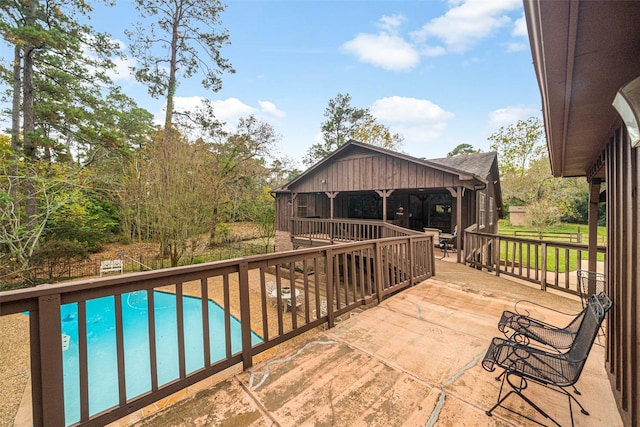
{"left": 613, "top": 75, "right": 640, "bottom": 147}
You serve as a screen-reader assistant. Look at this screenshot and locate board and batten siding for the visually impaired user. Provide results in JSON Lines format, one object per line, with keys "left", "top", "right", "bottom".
{"left": 605, "top": 123, "right": 640, "bottom": 427}
{"left": 291, "top": 153, "right": 463, "bottom": 193}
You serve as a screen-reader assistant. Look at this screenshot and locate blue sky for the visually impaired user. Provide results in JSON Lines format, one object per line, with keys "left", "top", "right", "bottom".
{"left": 87, "top": 0, "right": 540, "bottom": 166}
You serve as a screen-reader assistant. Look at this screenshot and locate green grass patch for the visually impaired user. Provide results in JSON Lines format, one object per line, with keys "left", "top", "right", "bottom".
{"left": 498, "top": 239, "right": 605, "bottom": 273}
{"left": 498, "top": 220, "right": 607, "bottom": 245}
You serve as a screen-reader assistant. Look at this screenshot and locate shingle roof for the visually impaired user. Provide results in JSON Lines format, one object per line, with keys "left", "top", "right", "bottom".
{"left": 428, "top": 152, "right": 498, "bottom": 180}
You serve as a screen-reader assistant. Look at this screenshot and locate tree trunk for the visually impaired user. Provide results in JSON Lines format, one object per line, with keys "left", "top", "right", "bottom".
{"left": 164, "top": 4, "right": 182, "bottom": 132}
{"left": 21, "top": 0, "right": 40, "bottom": 275}
{"left": 10, "top": 45, "right": 22, "bottom": 198}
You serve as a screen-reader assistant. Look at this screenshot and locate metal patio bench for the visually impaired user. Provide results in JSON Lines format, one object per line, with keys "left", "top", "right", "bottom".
{"left": 496, "top": 292, "right": 612, "bottom": 351}
{"left": 482, "top": 292, "right": 612, "bottom": 427}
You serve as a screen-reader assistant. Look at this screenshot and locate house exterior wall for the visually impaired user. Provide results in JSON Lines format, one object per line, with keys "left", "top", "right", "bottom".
{"left": 474, "top": 184, "right": 500, "bottom": 234}
{"left": 275, "top": 193, "right": 330, "bottom": 232}
{"left": 605, "top": 123, "right": 640, "bottom": 427}
{"left": 289, "top": 151, "right": 466, "bottom": 193}
{"left": 274, "top": 144, "right": 502, "bottom": 256}
{"left": 275, "top": 193, "right": 291, "bottom": 232}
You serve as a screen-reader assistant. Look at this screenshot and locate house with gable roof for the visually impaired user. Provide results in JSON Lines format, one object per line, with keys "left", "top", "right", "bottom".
{"left": 273, "top": 140, "right": 502, "bottom": 262}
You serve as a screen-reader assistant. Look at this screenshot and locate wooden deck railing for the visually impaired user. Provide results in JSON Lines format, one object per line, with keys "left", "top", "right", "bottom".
{"left": 464, "top": 230, "right": 606, "bottom": 296}
{"left": 290, "top": 218, "right": 422, "bottom": 247}
{"left": 498, "top": 229, "right": 583, "bottom": 243}
{"left": 0, "top": 234, "right": 434, "bottom": 427}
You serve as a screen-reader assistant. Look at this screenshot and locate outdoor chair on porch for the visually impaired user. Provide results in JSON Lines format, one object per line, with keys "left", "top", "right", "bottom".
{"left": 286, "top": 292, "right": 304, "bottom": 313}
{"left": 483, "top": 292, "right": 611, "bottom": 427}
{"left": 265, "top": 281, "right": 277, "bottom": 307}
{"left": 496, "top": 292, "right": 612, "bottom": 351}
{"left": 438, "top": 225, "right": 457, "bottom": 259}
{"left": 577, "top": 270, "right": 606, "bottom": 308}
{"left": 312, "top": 299, "right": 328, "bottom": 320}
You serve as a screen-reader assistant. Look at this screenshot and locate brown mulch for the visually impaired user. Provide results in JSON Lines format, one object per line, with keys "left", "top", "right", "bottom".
{"left": 0, "top": 314, "right": 30, "bottom": 427}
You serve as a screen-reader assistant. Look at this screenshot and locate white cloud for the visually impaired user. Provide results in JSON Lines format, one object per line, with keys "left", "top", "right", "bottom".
{"left": 342, "top": 15, "right": 419, "bottom": 71}
{"left": 371, "top": 96, "right": 454, "bottom": 123}
{"left": 369, "top": 96, "right": 454, "bottom": 147}
{"left": 420, "top": 45, "right": 447, "bottom": 57}
{"left": 156, "top": 97, "right": 285, "bottom": 129}
{"left": 258, "top": 100, "right": 286, "bottom": 118}
{"left": 506, "top": 42, "right": 527, "bottom": 53}
{"left": 106, "top": 39, "right": 137, "bottom": 82}
{"left": 411, "top": 0, "right": 522, "bottom": 53}
{"left": 342, "top": 33, "right": 420, "bottom": 71}
{"left": 81, "top": 37, "right": 137, "bottom": 83}
{"left": 206, "top": 97, "right": 257, "bottom": 122}
{"left": 378, "top": 14, "right": 406, "bottom": 33}
{"left": 107, "top": 56, "right": 137, "bottom": 82}
{"left": 488, "top": 104, "right": 540, "bottom": 128}
{"left": 512, "top": 14, "right": 528, "bottom": 37}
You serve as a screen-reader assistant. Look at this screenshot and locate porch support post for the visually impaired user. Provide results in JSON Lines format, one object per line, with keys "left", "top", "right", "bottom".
{"left": 291, "top": 193, "right": 297, "bottom": 217}
{"left": 325, "top": 192, "right": 339, "bottom": 219}
{"left": 376, "top": 190, "right": 394, "bottom": 222}
{"left": 455, "top": 186, "right": 463, "bottom": 263}
{"left": 588, "top": 178, "right": 602, "bottom": 282}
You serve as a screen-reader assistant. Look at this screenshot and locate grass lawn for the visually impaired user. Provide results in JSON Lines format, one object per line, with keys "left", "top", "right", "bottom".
{"left": 498, "top": 219, "right": 607, "bottom": 241}
{"left": 496, "top": 220, "right": 606, "bottom": 273}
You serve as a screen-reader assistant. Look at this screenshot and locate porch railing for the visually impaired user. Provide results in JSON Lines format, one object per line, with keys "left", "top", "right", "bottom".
{"left": 0, "top": 234, "right": 434, "bottom": 427}
{"left": 290, "top": 217, "right": 422, "bottom": 247}
{"left": 464, "top": 230, "right": 606, "bottom": 296}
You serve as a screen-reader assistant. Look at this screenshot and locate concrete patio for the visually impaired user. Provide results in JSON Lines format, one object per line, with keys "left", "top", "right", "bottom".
{"left": 114, "top": 260, "right": 621, "bottom": 427}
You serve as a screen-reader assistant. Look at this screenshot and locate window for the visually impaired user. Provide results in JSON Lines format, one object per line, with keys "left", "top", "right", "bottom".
{"left": 479, "top": 193, "right": 486, "bottom": 229}
{"left": 489, "top": 197, "right": 494, "bottom": 226}
{"left": 296, "top": 194, "right": 308, "bottom": 217}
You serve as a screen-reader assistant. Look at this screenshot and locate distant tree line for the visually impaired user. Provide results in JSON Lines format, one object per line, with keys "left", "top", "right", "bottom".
{"left": 0, "top": 0, "right": 301, "bottom": 286}
{"left": 487, "top": 117, "right": 598, "bottom": 229}
{"left": 0, "top": 1, "right": 398, "bottom": 288}
{"left": 447, "top": 118, "right": 597, "bottom": 230}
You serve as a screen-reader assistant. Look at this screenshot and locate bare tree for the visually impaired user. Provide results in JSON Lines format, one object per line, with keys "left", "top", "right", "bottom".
{"left": 133, "top": 128, "right": 213, "bottom": 265}
{"left": 0, "top": 162, "right": 79, "bottom": 282}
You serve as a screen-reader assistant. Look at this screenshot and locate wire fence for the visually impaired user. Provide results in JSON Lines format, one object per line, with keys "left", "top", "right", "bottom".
{"left": 1, "top": 241, "right": 274, "bottom": 290}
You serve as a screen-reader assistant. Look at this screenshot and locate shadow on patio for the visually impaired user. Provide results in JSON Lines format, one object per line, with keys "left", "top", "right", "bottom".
{"left": 115, "top": 260, "right": 621, "bottom": 426}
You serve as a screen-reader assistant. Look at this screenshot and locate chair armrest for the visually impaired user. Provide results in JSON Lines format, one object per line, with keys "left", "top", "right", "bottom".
{"left": 498, "top": 310, "right": 571, "bottom": 334}
{"left": 514, "top": 299, "right": 580, "bottom": 318}
{"left": 482, "top": 337, "right": 585, "bottom": 378}
{"left": 487, "top": 336, "right": 588, "bottom": 364}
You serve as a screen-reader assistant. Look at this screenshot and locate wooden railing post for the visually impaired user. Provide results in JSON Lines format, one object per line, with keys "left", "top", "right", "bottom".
{"left": 374, "top": 241, "right": 384, "bottom": 303}
{"left": 408, "top": 237, "right": 415, "bottom": 287}
{"left": 239, "top": 261, "right": 253, "bottom": 370}
{"left": 33, "top": 294, "right": 65, "bottom": 427}
{"left": 430, "top": 235, "right": 436, "bottom": 276}
{"left": 540, "top": 242, "right": 548, "bottom": 291}
{"left": 494, "top": 235, "right": 501, "bottom": 277}
{"left": 325, "top": 248, "right": 335, "bottom": 329}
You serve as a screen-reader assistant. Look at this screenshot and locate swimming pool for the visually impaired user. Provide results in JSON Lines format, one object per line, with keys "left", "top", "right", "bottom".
{"left": 60, "top": 290, "right": 262, "bottom": 425}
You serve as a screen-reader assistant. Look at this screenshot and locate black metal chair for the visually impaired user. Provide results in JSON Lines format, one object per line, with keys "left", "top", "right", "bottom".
{"left": 496, "top": 293, "right": 612, "bottom": 351}
{"left": 483, "top": 292, "right": 612, "bottom": 427}
{"left": 577, "top": 270, "right": 606, "bottom": 308}
{"left": 438, "top": 226, "right": 457, "bottom": 259}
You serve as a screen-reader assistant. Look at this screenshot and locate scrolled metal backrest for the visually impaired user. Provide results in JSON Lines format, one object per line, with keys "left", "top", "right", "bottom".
{"left": 567, "top": 292, "right": 611, "bottom": 363}
{"left": 577, "top": 270, "right": 606, "bottom": 293}
{"left": 563, "top": 306, "right": 587, "bottom": 334}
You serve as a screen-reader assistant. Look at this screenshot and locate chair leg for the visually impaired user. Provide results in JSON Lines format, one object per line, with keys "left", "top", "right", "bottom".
{"left": 486, "top": 373, "right": 571, "bottom": 427}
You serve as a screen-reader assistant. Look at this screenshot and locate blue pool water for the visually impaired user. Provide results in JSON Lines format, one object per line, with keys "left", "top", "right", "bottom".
{"left": 60, "top": 291, "right": 262, "bottom": 425}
